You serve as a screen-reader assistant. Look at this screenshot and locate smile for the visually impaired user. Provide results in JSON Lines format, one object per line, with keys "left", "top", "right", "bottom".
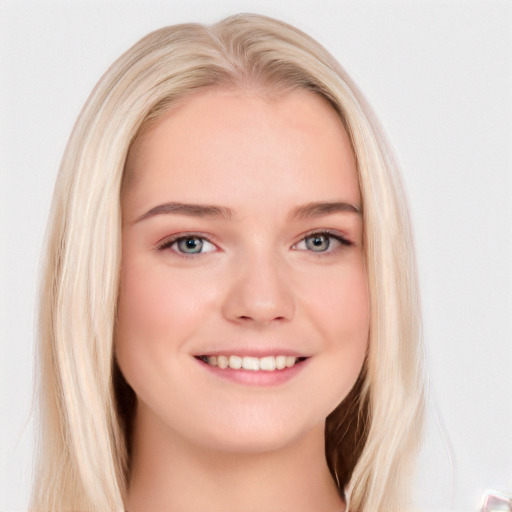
{"left": 197, "top": 355, "right": 307, "bottom": 371}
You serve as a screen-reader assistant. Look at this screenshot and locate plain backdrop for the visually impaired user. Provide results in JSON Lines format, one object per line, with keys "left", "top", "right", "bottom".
{"left": 1, "top": 1, "right": 511, "bottom": 511}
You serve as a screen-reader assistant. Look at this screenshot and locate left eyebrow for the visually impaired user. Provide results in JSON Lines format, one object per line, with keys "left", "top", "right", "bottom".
{"left": 289, "top": 201, "right": 361, "bottom": 220}
{"left": 133, "top": 202, "right": 234, "bottom": 223}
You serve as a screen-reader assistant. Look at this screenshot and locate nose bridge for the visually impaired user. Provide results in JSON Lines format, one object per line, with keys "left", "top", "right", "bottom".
{"left": 222, "top": 245, "right": 295, "bottom": 325}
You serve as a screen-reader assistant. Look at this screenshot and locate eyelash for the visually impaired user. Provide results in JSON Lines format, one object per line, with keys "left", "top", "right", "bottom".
{"left": 156, "top": 230, "right": 353, "bottom": 257}
{"left": 156, "top": 233, "right": 216, "bottom": 256}
{"left": 293, "top": 230, "right": 353, "bottom": 254}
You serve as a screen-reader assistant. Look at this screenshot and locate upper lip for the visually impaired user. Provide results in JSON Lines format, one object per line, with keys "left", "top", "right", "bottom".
{"left": 193, "top": 348, "right": 310, "bottom": 358}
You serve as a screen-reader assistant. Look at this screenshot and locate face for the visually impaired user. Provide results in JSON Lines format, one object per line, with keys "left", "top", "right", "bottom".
{"left": 116, "top": 87, "right": 369, "bottom": 453}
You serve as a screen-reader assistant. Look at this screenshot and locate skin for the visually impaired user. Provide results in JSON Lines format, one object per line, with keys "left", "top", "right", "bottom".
{"left": 116, "top": 87, "right": 369, "bottom": 512}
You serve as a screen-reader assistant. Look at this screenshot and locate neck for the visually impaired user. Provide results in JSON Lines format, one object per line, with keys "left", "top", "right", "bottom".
{"left": 125, "top": 405, "right": 345, "bottom": 512}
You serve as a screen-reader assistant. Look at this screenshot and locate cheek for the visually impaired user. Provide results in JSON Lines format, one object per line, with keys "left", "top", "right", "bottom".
{"left": 304, "top": 259, "right": 369, "bottom": 347}
{"left": 114, "top": 253, "right": 227, "bottom": 425}
{"left": 116, "top": 257, "right": 213, "bottom": 347}
{"left": 301, "top": 258, "right": 369, "bottom": 398}
{"left": 114, "top": 256, "right": 212, "bottom": 396}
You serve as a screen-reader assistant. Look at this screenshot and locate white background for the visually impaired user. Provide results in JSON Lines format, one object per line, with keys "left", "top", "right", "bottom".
{"left": 0, "top": 1, "right": 510, "bottom": 511}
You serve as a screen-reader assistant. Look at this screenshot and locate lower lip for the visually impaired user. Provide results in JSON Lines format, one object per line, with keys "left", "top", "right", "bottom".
{"left": 195, "top": 357, "right": 310, "bottom": 387}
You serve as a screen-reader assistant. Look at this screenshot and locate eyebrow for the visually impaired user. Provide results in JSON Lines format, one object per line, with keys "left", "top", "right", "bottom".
{"left": 134, "top": 200, "right": 361, "bottom": 224}
{"left": 289, "top": 201, "right": 361, "bottom": 219}
{"left": 134, "top": 202, "right": 234, "bottom": 223}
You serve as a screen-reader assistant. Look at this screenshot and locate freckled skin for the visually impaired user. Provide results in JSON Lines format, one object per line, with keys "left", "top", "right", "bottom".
{"left": 116, "top": 87, "right": 368, "bottom": 512}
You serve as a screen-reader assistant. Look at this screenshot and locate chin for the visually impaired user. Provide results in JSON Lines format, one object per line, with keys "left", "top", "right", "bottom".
{"left": 179, "top": 400, "right": 329, "bottom": 456}
{"left": 201, "top": 423, "right": 316, "bottom": 455}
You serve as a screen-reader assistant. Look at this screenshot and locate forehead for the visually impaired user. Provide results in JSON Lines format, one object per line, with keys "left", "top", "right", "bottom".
{"left": 122, "top": 87, "right": 360, "bottom": 218}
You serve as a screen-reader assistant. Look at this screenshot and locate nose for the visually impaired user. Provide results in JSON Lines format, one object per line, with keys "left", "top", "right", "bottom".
{"left": 221, "top": 252, "right": 296, "bottom": 326}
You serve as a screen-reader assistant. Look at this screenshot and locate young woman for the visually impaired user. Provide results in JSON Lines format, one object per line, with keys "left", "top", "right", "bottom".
{"left": 32, "top": 13, "right": 425, "bottom": 512}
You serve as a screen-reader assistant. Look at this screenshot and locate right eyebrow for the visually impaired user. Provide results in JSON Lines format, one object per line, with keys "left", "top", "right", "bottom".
{"left": 133, "top": 202, "right": 235, "bottom": 224}
{"left": 289, "top": 201, "right": 361, "bottom": 219}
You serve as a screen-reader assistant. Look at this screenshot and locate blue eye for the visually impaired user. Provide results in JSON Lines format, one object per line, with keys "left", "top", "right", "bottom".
{"left": 304, "top": 234, "right": 331, "bottom": 252}
{"left": 158, "top": 235, "right": 216, "bottom": 255}
{"left": 176, "top": 237, "right": 205, "bottom": 254}
{"left": 294, "top": 232, "right": 351, "bottom": 253}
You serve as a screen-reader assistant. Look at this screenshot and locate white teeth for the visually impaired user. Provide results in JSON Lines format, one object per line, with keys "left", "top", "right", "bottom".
{"left": 229, "top": 355, "right": 242, "bottom": 369}
{"left": 242, "top": 356, "right": 259, "bottom": 370}
{"left": 259, "top": 356, "right": 275, "bottom": 371}
{"left": 285, "top": 356, "right": 296, "bottom": 368}
{"left": 217, "top": 355, "right": 228, "bottom": 369}
{"left": 275, "top": 355, "right": 286, "bottom": 370}
{"left": 203, "top": 355, "right": 301, "bottom": 371}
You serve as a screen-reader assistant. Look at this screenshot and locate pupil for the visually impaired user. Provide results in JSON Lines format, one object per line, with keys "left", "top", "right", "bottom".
{"left": 307, "top": 235, "right": 329, "bottom": 252}
{"left": 180, "top": 237, "right": 202, "bottom": 253}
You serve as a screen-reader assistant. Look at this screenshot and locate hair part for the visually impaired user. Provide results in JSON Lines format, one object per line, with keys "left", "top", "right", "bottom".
{"left": 33, "top": 13, "right": 425, "bottom": 512}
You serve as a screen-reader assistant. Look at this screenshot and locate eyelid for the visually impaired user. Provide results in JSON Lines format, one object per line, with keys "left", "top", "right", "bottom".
{"left": 156, "top": 232, "right": 219, "bottom": 255}
{"left": 292, "top": 229, "right": 353, "bottom": 252}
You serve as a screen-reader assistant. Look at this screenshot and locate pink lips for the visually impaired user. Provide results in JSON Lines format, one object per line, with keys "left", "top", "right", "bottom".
{"left": 194, "top": 349, "right": 308, "bottom": 358}
{"left": 195, "top": 355, "right": 310, "bottom": 387}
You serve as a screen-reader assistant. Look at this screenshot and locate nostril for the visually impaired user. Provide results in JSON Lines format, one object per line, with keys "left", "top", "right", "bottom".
{"left": 237, "top": 314, "right": 286, "bottom": 323}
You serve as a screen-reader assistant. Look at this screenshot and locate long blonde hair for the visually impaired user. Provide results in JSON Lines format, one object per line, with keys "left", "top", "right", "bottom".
{"left": 32, "top": 13, "right": 425, "bottom": 511}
